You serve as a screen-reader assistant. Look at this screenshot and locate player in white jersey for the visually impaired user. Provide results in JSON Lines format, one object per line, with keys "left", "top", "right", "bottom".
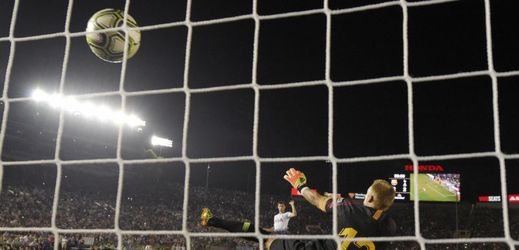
{"left": 264, "top": 200, "right": 297, "bottom": 234}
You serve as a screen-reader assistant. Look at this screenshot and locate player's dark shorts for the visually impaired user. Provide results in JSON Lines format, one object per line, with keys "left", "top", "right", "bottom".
{"left": 269, "top": 239, "right": 337, "bottom": 250}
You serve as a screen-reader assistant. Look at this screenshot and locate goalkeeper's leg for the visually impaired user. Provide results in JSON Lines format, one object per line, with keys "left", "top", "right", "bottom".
{"left": 201, "top": 208, "right": 269, "bottom": 242}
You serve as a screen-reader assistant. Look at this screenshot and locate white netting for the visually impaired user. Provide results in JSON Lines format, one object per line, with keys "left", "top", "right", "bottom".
{"left": 0, "top": 0, "right": 518, "bottom": 249}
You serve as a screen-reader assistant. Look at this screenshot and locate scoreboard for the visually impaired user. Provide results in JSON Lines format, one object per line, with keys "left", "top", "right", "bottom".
{"left": 351, "top": 167, "right": 461, "bottom": 202}
{"left": 352, "top": 173, "right": 411, "bottom": 201}
{"left": 389, "top": 173, "right": 410, "bottom": 201}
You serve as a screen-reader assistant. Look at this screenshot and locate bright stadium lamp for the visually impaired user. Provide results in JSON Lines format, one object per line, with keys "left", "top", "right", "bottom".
{"left": 127, "top": 114, "right": 146, "bottom": 127}
{"left": 151, "top": 135, "right": 173, "bottom": 148}
{"left": 63, "top": 96, "right": 81, "bottom": 113}
{"left": 31, "top": 88, "right": 48, "bottom": 102}
{"left": 112, "top": 111, "right": 126, "bottom": 125}
{"left": 96, "top": 105, "right": 113, "bottom": 122}
{"left": 48, "top": 93, "right": 64, "bottom": 109}
{"left": 80, "top": 102, "right": 96, "bottom": 118}
{"left": 30, "top": 88, "right": 146, "bottom": 128}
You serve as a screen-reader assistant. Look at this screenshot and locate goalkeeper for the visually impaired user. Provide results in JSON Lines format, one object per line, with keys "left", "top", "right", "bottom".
{"left": 267, "top": 168, "right": 397, "bottom": 250}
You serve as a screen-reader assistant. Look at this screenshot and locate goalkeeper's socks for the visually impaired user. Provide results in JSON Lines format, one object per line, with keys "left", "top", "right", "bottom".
{"left": 208, "top": 217, "right": 254, "bottom": 233}
{"left": 208, "top": 218, "right": 273, "bottom": 243}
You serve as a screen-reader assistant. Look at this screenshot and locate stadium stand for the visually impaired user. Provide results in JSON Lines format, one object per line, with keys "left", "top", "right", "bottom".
{"left": 1, "top": 181, "right": 519, "bottom": 249}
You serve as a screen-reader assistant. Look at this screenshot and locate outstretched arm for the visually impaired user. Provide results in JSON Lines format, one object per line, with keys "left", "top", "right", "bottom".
{"left": 288, "top": 200, "right": 297, "bottom": 217}
{"left": 284, "top": 168, "right": 331, "bottom": 212}
{"left": 299, "top": 188, "right": 330, "bottom": 212}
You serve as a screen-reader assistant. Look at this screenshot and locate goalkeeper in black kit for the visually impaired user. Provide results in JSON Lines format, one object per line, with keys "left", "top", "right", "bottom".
{"left": 267, "top": 168, "right": 397, "bottom": 250}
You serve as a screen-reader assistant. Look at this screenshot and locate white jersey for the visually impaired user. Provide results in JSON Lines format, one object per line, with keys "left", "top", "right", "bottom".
{"left": 273, "top": 212, "right": 293, "bottom": 232}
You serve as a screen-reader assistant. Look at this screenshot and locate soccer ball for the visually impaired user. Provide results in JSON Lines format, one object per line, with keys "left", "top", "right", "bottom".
{"left": 85, "top": 9, "right": 141, "bottom": 63}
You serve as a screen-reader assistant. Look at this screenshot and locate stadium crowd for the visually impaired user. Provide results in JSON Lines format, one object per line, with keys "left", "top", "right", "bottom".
{"left": 1, "top": 183, "right": 519, "bottom": 249}
{"left": 0, "top": 232, "right": 54, "bottom": 250}
{"left": 0, "top": 186, "right": 53, "bottom": 228}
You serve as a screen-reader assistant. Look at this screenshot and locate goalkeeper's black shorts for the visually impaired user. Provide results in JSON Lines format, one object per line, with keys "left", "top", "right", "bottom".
{"left": 269, "top": 239, "right": 337, "bottom": 250}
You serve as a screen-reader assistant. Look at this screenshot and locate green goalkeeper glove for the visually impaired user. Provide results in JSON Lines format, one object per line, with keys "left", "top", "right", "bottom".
{"left": 284, "top": 168, "right": 308, "bottom": 191}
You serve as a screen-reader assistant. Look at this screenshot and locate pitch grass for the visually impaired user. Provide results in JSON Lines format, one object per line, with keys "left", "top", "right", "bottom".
{"left": 410, "top": 174, "right": 458, "bottom": 202}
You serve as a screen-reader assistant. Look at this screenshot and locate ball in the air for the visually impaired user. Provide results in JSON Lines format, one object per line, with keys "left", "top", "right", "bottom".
{"left": 86, "top": 9, "right": 141, "bottom": 63}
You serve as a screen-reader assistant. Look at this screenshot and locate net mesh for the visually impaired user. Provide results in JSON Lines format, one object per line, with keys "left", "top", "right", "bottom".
{"left": 0, "top": 0, "right": 517, "bottom": 249}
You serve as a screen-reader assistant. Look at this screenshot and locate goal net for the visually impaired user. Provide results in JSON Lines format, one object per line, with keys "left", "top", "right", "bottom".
{"left": 0, "top": 0, "right": 518, "bottom": 249}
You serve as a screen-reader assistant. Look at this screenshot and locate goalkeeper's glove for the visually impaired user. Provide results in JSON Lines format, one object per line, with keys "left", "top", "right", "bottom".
{"left": 284, "top": 168, "right": 308, "bottom": 192}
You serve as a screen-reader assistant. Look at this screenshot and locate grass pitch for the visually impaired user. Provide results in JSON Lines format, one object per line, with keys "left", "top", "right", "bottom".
{"left": 410, "top": 174, "right": 458, "bottom": 202}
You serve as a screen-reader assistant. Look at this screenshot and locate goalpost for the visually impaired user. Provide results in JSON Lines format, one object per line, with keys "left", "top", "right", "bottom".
{"left": 0, "top": 0, "right": 517, "bottom": 249}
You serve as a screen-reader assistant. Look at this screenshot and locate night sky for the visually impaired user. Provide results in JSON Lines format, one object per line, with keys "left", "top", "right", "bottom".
{"left": 1, "top": 0, "right": 519, "bottom": 231}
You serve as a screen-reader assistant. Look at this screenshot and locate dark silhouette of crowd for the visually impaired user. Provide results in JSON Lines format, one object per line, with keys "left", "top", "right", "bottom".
{"left": 0, "top": 186, "right": 53, "bottom": 228}
{"left": 0, "top": 232, "right": 54, "bottom": 250}
{"left": 119, "top": 187, "right": 183, "bottom": 231}
{"left": 1, "top": 182, "right": 519, "bottom": 250}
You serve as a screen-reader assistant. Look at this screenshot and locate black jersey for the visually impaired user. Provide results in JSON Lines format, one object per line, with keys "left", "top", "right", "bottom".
{"left": 269, "top": 197, "right": 396, "bottom": 250}
{"left": 327, "top": 197, "right": 396, "bottom": 250}
{"left": 269, "top": 239, "right": 337, "bottom": 250}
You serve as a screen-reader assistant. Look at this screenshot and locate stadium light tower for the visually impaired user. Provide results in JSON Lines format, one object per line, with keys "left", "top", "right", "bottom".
{"left": 31, "top": 88, "right": 146, "bottom": 128}
{"left": 150, "top": 135, "right": 173, "bottom": 148}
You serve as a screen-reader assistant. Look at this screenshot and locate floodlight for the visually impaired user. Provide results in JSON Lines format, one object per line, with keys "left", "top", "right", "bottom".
{"left": 127, "top": 114, "right": 146, "bottom": 127}
{"left": 31, "top": 88, "right": 48, "bottom": 102}
{"left": 151, "top": 135, "right": 173, "bottom": 148}
{"left": 30, "top": 88, "right": 146, "bottom": 128}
